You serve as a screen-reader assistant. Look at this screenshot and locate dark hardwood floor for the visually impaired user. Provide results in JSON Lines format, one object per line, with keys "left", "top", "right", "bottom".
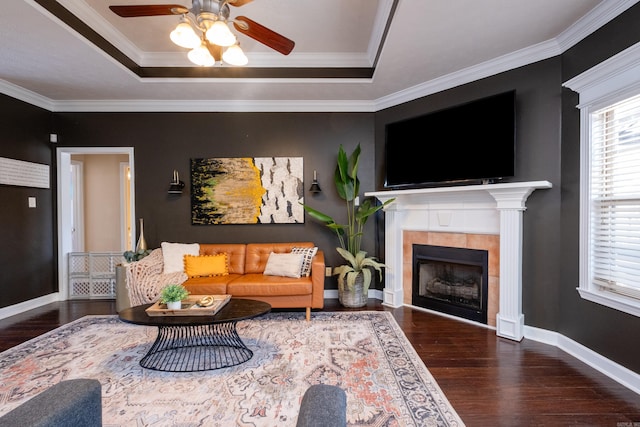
{"left": 1, "top": 299, "right": 639, "bottom": 426}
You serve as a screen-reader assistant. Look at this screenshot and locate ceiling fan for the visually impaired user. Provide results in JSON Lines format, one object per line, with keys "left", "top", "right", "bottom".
{"left": 109, "top": 0, "right": 295, "bottom": 66}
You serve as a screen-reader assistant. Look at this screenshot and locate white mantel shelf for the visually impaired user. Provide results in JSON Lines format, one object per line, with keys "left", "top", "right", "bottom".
{"left": 366, "top": 180, "right": 552, "bottom": 341}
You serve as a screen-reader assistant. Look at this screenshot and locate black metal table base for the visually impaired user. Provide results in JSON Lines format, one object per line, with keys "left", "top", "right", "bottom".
{"left": 140, "top": 322, "right": 253, "bottom": 372}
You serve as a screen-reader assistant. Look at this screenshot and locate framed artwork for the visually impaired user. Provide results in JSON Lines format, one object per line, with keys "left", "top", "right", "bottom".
{"left": 191, "top": 157, "right": 304, "bottom": 224}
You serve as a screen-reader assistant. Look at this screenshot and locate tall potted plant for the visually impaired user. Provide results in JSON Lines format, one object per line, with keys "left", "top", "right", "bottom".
{"left": 302, "top": 144, "right": 395, "bottom": 307}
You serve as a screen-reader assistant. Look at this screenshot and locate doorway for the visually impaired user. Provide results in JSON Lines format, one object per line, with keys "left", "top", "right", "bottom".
{"left": 56, "top": 147, "right": 135, "bottom": 300}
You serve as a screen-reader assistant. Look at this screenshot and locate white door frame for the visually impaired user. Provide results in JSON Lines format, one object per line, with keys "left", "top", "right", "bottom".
{"left": 56, "top": 147, "right": 135, "bottom": 300}
{"left": 119, "top": 161, "right": 132, "bottom": 252}
{"left": 70, "top": 160, "right": 85, "bottom": 252}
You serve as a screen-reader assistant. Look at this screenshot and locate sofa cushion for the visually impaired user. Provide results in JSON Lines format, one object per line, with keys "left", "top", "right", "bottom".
{"left": 291, "top": 246, "right": 318, "bottom": 277}
{"left": 161, "top": 242, "right": 200, "bottom": 274}
{"left": 184, "top": 254, "right": 228, "bottom": 278}
{"left": 228, "top": 274, "right": 313, "bottom": 296}
{"left": 182, "top": 274, "right": 239, "bottom": 295}
{"left": 263, "top": 252, "right": 304, "bottom": 278}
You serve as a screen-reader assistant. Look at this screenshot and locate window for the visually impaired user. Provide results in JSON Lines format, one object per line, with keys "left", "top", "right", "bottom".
{"left": 591, "top": 96, "right": 640, "bottom": 298}
{"left": 564, "top": 41, "right": 640, "bottom": 317}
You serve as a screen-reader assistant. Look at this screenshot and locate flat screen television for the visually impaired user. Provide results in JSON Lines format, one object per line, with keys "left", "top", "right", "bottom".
{"left": 384, "top": 90, "right": 516, "bottom": 188}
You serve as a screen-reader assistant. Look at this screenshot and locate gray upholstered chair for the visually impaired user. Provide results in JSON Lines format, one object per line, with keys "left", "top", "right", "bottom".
{"left": 296, "top": 384, "right": 347, "bottom": 427}
{"left": 0, "top": 379, "right": 101, "bottom": 427}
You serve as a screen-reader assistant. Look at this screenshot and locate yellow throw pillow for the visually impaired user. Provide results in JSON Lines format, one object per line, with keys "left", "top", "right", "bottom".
{"left": 184, "top": 253, "right": 228, "bottom": 278}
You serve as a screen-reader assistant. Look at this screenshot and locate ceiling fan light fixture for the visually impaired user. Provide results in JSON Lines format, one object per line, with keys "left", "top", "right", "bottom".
{"left": 188, "top": 42, "right": 216, "bottom": 66}
{"left": 170, "top": 21, "right": 200, "bottom": 49}
{"left": 109, "top": 3, "right": 295, "bottom": 67}
{"left": 205, "top": 20, "right": 236, "bottom": 47}
{"left": 222, "top": 43, "right": 248, "bottom": 66}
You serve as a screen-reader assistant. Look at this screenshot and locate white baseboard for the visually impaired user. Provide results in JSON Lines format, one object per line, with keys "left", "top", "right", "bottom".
{"left": 396, "top": 304, "right": 640, "bottom": 396}
{"left": 524, "top": 325, "right": 640, "bottom": 395}
{"left": 324, "top": 289, "right": 338, "bottom": 299}
{"left": 0, "top": 293, "right": 61, "bottom": 320}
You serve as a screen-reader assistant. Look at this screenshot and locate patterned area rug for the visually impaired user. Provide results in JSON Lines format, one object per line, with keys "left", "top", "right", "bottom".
{"left": 0, "top": 311, "right": 464, "bottom": 426}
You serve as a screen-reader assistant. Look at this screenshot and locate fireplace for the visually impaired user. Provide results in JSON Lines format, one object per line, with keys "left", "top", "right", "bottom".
{"left": 412, "top": 244, "right": 488, "bottom": 324}
{"left": 367, "top": 181, "right": 552, "bottom": 340}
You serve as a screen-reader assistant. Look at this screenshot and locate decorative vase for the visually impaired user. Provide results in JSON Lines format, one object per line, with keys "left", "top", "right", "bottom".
{"left": 166, "top": 301, "right": 182, "bottom": 310}
{"left": 338, "top": 273, "right": 367, "bottom": 308}
{"left": 135, "top": 218, "right": 147, "bottom": 251}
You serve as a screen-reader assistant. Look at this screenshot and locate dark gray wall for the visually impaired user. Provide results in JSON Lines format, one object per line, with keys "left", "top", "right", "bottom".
{"left": 52, "top": 111, "right": 376, "bottom": 287}
{"left": 558, "top": 4, "right": 640, "bottom": 371}
{"left": 0, "top": 94, "right": 55, "bottom": 307}
{"left": 375, "top": 59, "right": 564, "bottom": 330}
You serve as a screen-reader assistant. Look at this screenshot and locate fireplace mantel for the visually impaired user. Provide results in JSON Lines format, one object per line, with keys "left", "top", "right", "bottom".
{"left": 366, "top": 180, "right": 552, "bottom": 341}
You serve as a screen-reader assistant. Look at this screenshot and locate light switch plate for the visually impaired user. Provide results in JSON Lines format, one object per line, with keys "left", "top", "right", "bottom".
{"left": 28, "top": 197, "right": 36, "bottom": 208}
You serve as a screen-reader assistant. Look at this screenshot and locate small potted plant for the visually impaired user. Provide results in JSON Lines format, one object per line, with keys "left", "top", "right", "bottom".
{"left": 159, "top": 284, "right": 189, "bottom": 310}
{"left": 123, "top": 248, "right": 152, "bottom": 263}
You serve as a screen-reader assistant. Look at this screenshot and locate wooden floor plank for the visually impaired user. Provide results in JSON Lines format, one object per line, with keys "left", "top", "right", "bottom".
{"left": 1, "top": 299, "right": 639, "bottom": 426}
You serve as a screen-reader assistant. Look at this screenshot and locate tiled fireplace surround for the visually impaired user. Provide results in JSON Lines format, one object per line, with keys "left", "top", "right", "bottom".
{"left": 367, "top": 181, "right": 551, "bottom": 341}
{"left": 404, "top": 230, "right": 498, "bottom": 326}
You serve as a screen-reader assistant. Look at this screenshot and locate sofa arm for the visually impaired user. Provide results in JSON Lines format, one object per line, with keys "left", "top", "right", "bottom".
{"left": 310, "top": 250, "right": 325, "bottom": 310}
{"left": 296, "top": 384, "right": 347, "bottom": 427}
{"left": 0, "top": 379, "right": 102, "bottom": 427}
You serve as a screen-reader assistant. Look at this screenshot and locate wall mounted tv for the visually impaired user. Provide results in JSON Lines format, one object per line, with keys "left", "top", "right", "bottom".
{"left": 384, "top": 90, "right": 516, "bottom": 188}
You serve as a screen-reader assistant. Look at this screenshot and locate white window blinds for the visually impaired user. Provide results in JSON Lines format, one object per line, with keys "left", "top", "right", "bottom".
{"left": 590, "top": 93, "right": 640, "bottom": 299}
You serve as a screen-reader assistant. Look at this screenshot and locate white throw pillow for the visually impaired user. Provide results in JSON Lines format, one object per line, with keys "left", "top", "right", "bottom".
{"left": 263, "top": 252, "right": 304, "bottom": 278}
{"left": 161, "top": 242, "right": 200, "bottom": 274}
{"left": 291, "top": 246, "right": 318, "bottom": 277}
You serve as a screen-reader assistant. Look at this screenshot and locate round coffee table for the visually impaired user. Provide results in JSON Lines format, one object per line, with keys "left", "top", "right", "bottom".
{"left": 118, "top": 298, "right": 271, "bottom": 372}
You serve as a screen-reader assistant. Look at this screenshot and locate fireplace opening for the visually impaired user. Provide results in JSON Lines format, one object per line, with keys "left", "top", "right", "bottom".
{"left": 412, "top": 244, "right": 488, "bottom": 324}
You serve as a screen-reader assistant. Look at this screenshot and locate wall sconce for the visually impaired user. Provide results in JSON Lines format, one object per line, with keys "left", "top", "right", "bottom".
{"left": 168, "top": 170, "right": 185, "bottom": 194}
{"left": 309, "top": 170, "right": 322, "bottom": 193}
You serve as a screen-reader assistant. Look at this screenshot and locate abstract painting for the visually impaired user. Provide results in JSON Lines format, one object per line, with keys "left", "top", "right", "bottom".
{"left": 191, "top": 157, "right": 304, "bottom": 224}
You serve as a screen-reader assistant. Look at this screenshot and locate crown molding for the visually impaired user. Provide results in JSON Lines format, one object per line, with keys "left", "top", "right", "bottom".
{"left": 368, "top": 0, "right": 397, "bottom": 65}
{"left": 141, "top": 51, "right": 373, "bottom": 68}
{"left": 56, "top": 0, "right": 143, "bottom": 63}
{"left": 375, "top": 38, "right": 561, "bottom": 111}
{"left": 48, "top": 98, "right": 377, "bottom": 113}
{"left": 0, "top": 80, "right": 55, "bottom": 111}
{"left": 0, "top": 37, "right": 560, "bottom": 113}
{"left": 563, "top": 40, "right": 640, "bottom": 107}
{"left": 556, "top": 0, "right": 639, "bottom": 52}
{"left": 2, "top": 0, "right": 637, "bottom": 113}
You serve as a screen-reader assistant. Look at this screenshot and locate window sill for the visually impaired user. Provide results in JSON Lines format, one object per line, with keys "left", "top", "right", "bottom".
{"left": 577, "top": 287, "right": 640, "bottom": 318}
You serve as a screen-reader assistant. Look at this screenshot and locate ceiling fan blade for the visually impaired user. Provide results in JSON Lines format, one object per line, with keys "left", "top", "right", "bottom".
{"left": 109, "top": 5, "right": 189, "bottom": 17}
{"left": 228, "top": 0, "right": 254, "bottom": 6}
{"left": 233, "top": 16, "right": 295, "bottom": 55}
{"left": 205, "top": 41, "right": 223, "bottom": 62}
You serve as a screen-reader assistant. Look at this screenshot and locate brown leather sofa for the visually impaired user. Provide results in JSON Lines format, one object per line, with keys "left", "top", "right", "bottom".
{"left": 182, "top": 242, "right": 325, "bottom": 321}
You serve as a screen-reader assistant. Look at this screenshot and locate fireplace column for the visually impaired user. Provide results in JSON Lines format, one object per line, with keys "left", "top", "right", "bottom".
{"left": 488, "top": 187, "right": 537, "bottom": 341}
{"left": 382, "top": 208, "right": 404, "bottom": 306}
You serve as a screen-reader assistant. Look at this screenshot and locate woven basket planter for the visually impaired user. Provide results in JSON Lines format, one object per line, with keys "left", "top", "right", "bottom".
{"left": 338, "top": 274, "right": 367, "bottom": 308}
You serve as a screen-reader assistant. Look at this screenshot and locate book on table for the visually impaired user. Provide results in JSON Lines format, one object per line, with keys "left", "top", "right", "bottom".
{"left": 145, "top": 294, "right": 232, "bottom": 316}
